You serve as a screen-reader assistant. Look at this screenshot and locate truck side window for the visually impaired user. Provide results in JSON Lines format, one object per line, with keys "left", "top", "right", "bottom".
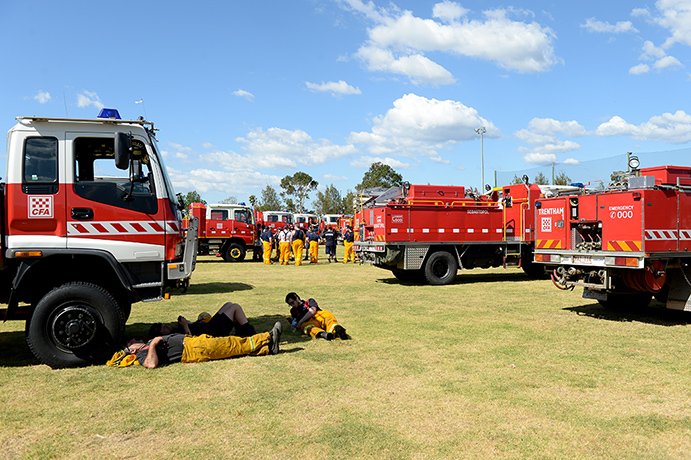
{"left": 23, "top": 137, "right": 58, "bottom": 194}
{"left": 235, "top": 210, "right": 250, "bottom": 223}
{"left": 210, "top": 210, "right": 227, "bottom": 220}
{"left": 73, "top": 137, "right": 158, "bottom": 214}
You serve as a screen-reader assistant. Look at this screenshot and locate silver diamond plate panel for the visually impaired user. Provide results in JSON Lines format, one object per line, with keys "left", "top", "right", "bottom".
{"left": 405, "top": 246, "right": 429, "bottom": 270}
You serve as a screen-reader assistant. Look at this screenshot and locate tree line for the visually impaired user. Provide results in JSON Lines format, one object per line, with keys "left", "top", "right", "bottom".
{"left": 179, "top": 161, "right": 404, "bottom": 215}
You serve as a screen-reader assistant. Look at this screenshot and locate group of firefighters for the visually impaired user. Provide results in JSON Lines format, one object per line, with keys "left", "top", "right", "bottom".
{"left": 259, "top": 224, "right": 356, "bottom": 265}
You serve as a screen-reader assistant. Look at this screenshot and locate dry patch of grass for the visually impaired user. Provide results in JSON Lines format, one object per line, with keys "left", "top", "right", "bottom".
{"left": 2, "top": 247, "right": 691, "bottom": 459}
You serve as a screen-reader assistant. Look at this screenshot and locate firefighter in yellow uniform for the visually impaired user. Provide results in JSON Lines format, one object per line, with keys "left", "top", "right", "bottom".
{"left": 286, "top": 292, "right": 348, "bottom": 340}
{"left": 260, "top": 226, "right": 273, "bottom": 264}
{"left": 291, "top": 226, "right": 305, "bottom": 266}
{"left": 278, "top": 226, "right": 292, "bottom": 265}
{"left": 343, "top": 225, "right": 356, "bottom": 263}
{"left": 307, "top": 226, "right": 320, "bottom": 263}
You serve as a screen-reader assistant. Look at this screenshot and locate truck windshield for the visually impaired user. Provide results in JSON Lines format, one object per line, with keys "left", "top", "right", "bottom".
{"left": 150, "top": 139, "right": 180, "bottom": 210}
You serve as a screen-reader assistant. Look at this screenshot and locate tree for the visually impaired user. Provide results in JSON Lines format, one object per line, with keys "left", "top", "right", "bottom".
{"left": 342, "top": 190, "right": 356, "bottom": 214}
{"left": 284, "top": 198, "right": 296, "bottom": 213}
{"left": 356, "top": 162, "right": 403, "bottom": 190}
{"left": 257, "top": 185, "right": 283, "bottom": 211}
{"left": 248, "top": 195, "right": 257, "bottom": 208}
{"left": 553, "top": 172, "right": 571, "bottom": 186}
{"left": 220, "top": 195, "right": 238, "bottom": 204}
{"left": 180, "top": 190, "right": 205, "bottom": 209}
{"left": 280, "top": 171, "right": 318, "bottom": 213}
{"left": 314, "top": 185, "right": 344, "bottom": 215}
{"left": 534, "top": 172, "right": 549, "bottom": 185}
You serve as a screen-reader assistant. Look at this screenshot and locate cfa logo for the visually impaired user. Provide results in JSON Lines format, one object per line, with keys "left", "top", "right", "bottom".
{"left": 391, "top": 215, "right": 404, "bottom": 223}
{"left": 28, "top": 195, "right": 54, "bottom": 219}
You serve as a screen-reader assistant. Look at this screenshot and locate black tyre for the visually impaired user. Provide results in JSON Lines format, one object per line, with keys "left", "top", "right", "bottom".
{"left": 26, "top": 282, "right": 125, "bottom": 368}
{"left": 521, "top": 258, "right": 546, "bottom": 278}
{"left": 392, "top": 269, "right": 424, "bottom": 282}
{"left": 222, "top": 243, "right": 246, "bottom": 262}
{"left": 424, "top": 251, "right": 458, "bottom": 285}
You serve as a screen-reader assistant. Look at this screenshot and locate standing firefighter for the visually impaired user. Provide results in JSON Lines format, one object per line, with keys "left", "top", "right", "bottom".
{"left": 322, "top": 226, "right": 339, "bottom": 263}
{"left": 343, "top": 225, "right": 355, "bottom": 263}
{"left": 291, "top": 225, "right": 305, "bottom": 266}
{"left": 260, "top": 225, "right": 274, "bottom": 265}
{"left": 307, "top": 226, "right": 320, "bottom": 263}
{"left": 278, "top": 226, "right": 292, "bottom": 265}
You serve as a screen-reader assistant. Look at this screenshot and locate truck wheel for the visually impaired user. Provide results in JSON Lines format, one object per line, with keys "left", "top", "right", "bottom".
{"left": 26, "top": 282, "right": 125, "bottom": 368}
{"left": 424, "top": 251, "right": 458, "bottom": 285}
{"left": 223, "top": 243, "right": 246, "bottom": 262}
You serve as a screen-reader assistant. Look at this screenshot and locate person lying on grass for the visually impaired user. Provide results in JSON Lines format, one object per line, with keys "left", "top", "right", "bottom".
{"left": 122, "top": 321, "right": 282, "bottom": 369}
{"left": 148, "top": 301, "right": 257, "bottom": 339}
{"left": 285, "top": 292, "right": 348, "bottom": 341}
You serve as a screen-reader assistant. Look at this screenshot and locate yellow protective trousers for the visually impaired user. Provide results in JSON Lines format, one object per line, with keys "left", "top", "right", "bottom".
{"left": 301, "top": 310, "right": 340, "bottom": 338}
{"left": 309, "top": 240, "right": 319, "bottom": 263}
{"left": 263, "top": 241, "right": 272, "bottom": 264}
{"left": 279, "top": 242, "right": 291, "bottom": 265}
{"left": 181, "top": 333, "right": 271, "bottom": 363}
{"left": 292, "top": 240, "right": 304, "bottom": 266}
{"left": 343, "top": 241, "right": 355, "bottom": 263}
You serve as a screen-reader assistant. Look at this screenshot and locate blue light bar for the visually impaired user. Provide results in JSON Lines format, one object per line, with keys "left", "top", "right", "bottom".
{"left": 97, "top": 108, "right": 121, "bottom": 119}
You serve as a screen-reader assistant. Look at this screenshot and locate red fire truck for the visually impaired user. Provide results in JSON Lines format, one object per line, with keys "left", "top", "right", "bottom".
{"left": 0, "top": 109, "right": 197, "bottom": 368}
{"left": 293, "top": 213, "right": 317, "bottom": 230}
{"left": 355, "top": 182, "right": 544, "bottom": 284}
{"left": 534, "top": 162, "right": 691, "bottom": 310}
{"left": 187, "top": 202, "right": 257, "bottom": 261}
{"left": 263, "top": 210, "right": 293, "bottom": 230}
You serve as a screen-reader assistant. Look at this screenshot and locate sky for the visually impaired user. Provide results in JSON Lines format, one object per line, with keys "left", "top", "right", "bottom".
{"left": 1, "top": 0, "right": 690, "bottom": 207}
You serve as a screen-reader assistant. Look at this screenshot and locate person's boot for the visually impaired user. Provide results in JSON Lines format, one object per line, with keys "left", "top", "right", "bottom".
{"left": 269, "top": 322, "right": 282, "bottom": 355}
{"left": 333, "top": 325, "right": 348, "bottom": 340}
{"left": 317, "top": 331, "right": 334, "bottom": 340}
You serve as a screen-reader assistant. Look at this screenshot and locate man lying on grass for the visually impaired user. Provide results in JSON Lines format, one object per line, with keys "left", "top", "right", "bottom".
{"left": 286, "top": 292, "right": 348, "bottom": 340}
{"left": 147, "top": 301, "right": 257, "bottom": 340}
{"left": 123, "top": 321, "right": 282, "bottom": 369}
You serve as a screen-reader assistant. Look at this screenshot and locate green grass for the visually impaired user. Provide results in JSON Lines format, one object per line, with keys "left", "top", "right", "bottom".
{"left": 2, "top": 246, "right": 691, "bottom": 459}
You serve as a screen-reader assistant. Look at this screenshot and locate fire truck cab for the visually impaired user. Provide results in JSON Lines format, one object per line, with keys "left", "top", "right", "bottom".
{"left": 188, "top": 202, "right": 257, "bottom": 261}
{"left": 0, "top": 110, "right": 197, "bottom": 367}
{"left": 263, "top": 211, "right": 293, "bottom": 230}
{"left": 293, "top": 213, "right": 317, "bottom": 229}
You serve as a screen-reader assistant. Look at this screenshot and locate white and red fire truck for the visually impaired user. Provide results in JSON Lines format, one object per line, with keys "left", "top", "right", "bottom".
{"left": 187, "top": 202, "right": 257, "bottom": 261}
{"left": 262, "top": 210, "right": 293, "bottom": 231}
{"left": 355, "top": 182, "right": 544, "bottom": 284}
{"left": 0, "top": 109, "right": 197, "bottom": 368}
{"left": 534, "top": 162, "right": 691, "bottom": 310}
{"left": 293, "top": 212, "right": 317, "bottom": 230}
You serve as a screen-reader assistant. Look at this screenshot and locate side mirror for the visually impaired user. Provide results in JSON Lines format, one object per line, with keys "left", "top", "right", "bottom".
{"left": 114, "top": 132, "right": 132, "bottom": 170}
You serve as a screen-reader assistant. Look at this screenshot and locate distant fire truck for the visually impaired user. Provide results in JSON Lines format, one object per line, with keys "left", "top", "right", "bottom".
{"left": 187, "top": 202, "right": 257, "bottom": 262}
{"left": 355, "top": 182, "right": 545, "bottom": 284}
{"left": 293, "top": 213, "right": 317, "bottom": 229}
{"left": 263, "top": 210, "right": 293, "bottom": 230}
{"left": 534, "top": 162, "right": 691, "bottom": 310}
{"left": 0, "top": 109, "right": 197, "bottom": 367}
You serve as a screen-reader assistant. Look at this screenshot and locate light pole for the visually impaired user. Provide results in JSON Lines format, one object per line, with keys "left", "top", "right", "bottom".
{"left": 475, "top": 126, "right": 486, "bottom": 190}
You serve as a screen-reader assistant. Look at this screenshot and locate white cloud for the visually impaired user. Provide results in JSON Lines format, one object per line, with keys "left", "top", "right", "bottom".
{"left": 514, "top": 118, "right": 586, "bottom": 160}
{"left": 348, "top": 93, "right": 499, "bottom": 161}
{"left": 342, "top": 0, "right": 559, "bottom": 84}
{"left": 168, "top": 166, "right": 281, "bottom": 196}
{"left": 581, "top": 18, "right": 638, "bottom": 33}
{"left": 653, "top": 55, "right": 683, "bottom": 69}
{"left": 654, "top": 0, "right": 691, "bottom": 48}
{"left": 305, "top": 80, "right": 362, "bottom": 96}
{"left": 34, "top": 91, "right": 51, "bottom": 104}
{"left": 202, "top": 142, "right": 215, "bottom": 149}
{"left": 523, "top": 152, "right": 557, "bottom": 164}
{"left": 596, "top": 111, "right": 691, "bottom": 143}
{"left": 236, "top": 127, "right": 358, "bottom": 167}
{"left": 76, "top": 90, "right": 104, "bottom": 110}
{"left": 349, "top": 155, "right": 411, "bottom": 170}
{"left": 563, "top": 158, "right": 581, "bottom": 166}
{"left": 629, "top": 63, "right": 651, "bottom": 74}
{"left": 323, "top": 174, "right": 348, "bottom": 181}
{"left": 232, "top": 89, "right": 255, "bottom": 101}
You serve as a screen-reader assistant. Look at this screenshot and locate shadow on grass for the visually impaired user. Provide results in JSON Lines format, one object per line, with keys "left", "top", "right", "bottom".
{"left": 186, "top": 282, "right": 254, "bottom": 295}
{"left": 376, "top": 270, "right": 539, "bottom": 286}
{"left": 0, "top": 315, "right": 308, "bottom": 368}
{"left": 564, "top": 302, "right": 691, "bottom": 326}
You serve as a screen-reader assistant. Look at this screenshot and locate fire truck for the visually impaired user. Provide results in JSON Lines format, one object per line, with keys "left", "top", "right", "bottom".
{"left": 320, "top": 214, "right": 341, "bottom": 231}
{"left": 293, "top": 213, "right": 317, "bottom": 230}
{"left": 355, "top": 182, "right": 544, "bottom": 284}
{"left": 0, "top": 109, "right": 197, "bottom": 368}
{"left": 534, "top": 162, "right": 691, "bottom": 310}
{"left": 187, "top": 202, "right": 257, "bottom": 261}
{"left": 263, "top": 210, "right": 293, "bottom": 230}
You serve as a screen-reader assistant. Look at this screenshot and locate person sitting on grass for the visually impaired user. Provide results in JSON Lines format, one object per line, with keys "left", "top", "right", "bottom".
{"left": 285, "top": 292, "right": 348, "bottom": 341}
{"left": 124, "top": 321, "right": 282, "bottom": 369}
{"left": 148, "top": 301, "right": 257, "bottom": 339}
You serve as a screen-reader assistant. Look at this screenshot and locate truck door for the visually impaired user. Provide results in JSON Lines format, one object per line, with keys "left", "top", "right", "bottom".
{"left": 64, "top": 132, "right": 165, "bottom": 261}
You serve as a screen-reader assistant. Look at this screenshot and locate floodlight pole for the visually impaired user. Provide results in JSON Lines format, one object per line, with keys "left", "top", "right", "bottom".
{"left": 475, "top": 126, "right": 486, "bottom": 190}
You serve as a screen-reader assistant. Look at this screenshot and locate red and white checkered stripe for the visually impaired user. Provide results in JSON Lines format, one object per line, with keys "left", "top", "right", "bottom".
{"left": 645, "top": 229, "right": 679, "bottom": 240}
{"left": 68, "top": 220, "right": 181, "bottom": 236}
